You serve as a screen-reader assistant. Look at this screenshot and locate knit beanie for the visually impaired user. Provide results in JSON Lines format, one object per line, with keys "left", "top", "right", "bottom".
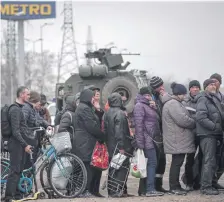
{"left": 150, "top": 76, "right": 164, "bottom": 89}
{"left": 203, "top": 79, "right": 216, "bottom": 90}
{"left": 170, "top": 82, "right": 187, "bottom": 95}
{"left": 210, "top": 73, "right": 222, "bottom": 84}
{"left": 29, "top": 91, "right": 41, "bottom": 103}
{"left": 140, "top": 87, "right": 152, "bottom": 95}
{"left": 189, "top": 80, "right": 201, "bottom": 90}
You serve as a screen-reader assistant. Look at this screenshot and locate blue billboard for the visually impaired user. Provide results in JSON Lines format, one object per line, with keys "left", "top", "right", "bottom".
{"left": 0, "top": 1, "right": 56, "bottom": 20}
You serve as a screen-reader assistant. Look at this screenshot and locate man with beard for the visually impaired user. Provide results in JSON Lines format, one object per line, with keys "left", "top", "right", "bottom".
{"left": 150, "top": 76, "right": 171, "bottom": 193}
{"left": 209, "top": 73, "right": 224, "bottom": 190}
{"left": 182, "top": 80, "right": 201, "bottom": 190}
{"left": 196, "top": 79, "right": 223, "bottom": 195}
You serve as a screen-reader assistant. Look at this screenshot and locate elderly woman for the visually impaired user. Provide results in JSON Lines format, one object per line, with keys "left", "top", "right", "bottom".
{"left": 133, "top": 87, "right": 164, "bottom": 197}
{"left": 162, "top": 82, "right": 195, "bottom": 195}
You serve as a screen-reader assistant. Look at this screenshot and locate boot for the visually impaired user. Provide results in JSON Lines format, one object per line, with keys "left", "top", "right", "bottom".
{"left": 212, "top": 183, "right": 224, "bottom": 190}
{"left": 201, "top": 187, "right": 219, "bottom": 195}
{"left": 155, "top": 177, "right": 168, "bottom": 193}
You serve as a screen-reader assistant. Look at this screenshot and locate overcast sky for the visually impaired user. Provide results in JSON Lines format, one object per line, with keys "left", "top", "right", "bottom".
{"left": 1, "top": 1, "right": 224, "bottom": 85}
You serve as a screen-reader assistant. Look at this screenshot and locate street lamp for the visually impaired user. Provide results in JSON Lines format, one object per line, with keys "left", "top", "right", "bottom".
{"left": 24, "top": 38, "right": 41, "bottom": 53}
{"left": 40, "top": 23, "right": 54, "bottom": 93}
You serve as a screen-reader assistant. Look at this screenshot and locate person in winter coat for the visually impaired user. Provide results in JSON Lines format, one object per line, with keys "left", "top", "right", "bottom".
{"left": 149, "top": 76, "right": 171, "bottom": 193}
{"left": 196, "top": 79, "right": 223, "bottom": 195}
{"left": 58, "top": 95, "right": 77, "bottom": 135}
{"left": 209, "top": 73, "right": 224, "bottom": 190}
{"left": 38, "top": 94, "right": 51, "bottom": 124}
{"left": 133, "top": 87, "right": 164, "bottom": 197}
{"left": 73, "top": 89, "right": 105, "bottom": 197}
{"left": 182, "top": 80, "right": 201, "bottom": 190}
{"left": 162, "top": 82, "right": 195, "bottom": 195}
{"left": 4, "top": 86, "right": 32, "bottom": 202}
{"left": 103, "top": 92, "right": 133, "bottom": 198}
{"left": 22, "top": 91, "right": 52, "bottom": 170}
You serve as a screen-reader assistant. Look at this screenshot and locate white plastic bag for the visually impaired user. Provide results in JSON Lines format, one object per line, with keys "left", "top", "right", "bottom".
{"left": 130, "top": 149, "right": 147, "bottom": 178}
{"left": 51, "top": 157, "right": 73, "bottom": 189}
{"left": 110, "top": 153, "right": 127, "bottom": 170}
{"left": 50, "top": 132, "right": 72, "bottom": 153}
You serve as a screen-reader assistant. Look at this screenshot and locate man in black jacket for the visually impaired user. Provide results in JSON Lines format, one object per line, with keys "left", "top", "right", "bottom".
{"left": 5, "top": 86, "right": 32, "bottom": 202}
{"left": 73, "top": 89, "right": 105, "bottom": 197}
{"left": 196, "top": 79, "right": 223, "bottom": 195}
{"left": 103, "top": 93, "right": 133, "bottom": 197}
{"left": 210, "top": 73, "right": 224, "bottom": 190}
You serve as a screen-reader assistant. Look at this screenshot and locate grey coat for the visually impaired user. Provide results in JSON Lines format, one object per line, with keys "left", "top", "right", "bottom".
{"left": 162, "top": 97, "right": 196, "bottom": 154}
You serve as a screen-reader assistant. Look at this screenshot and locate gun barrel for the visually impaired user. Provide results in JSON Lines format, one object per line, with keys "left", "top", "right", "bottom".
{"left": 121, "top": 53, "right": 141, "bottom": 55}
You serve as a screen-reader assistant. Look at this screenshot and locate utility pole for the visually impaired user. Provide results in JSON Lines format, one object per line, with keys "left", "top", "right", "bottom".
{"left": 58, "top": 1, "right": 79, "bottom": 83}
{"left": 18, "top": 20, "right": 25, "bottom": 86}
{"left": 40, "top": 23, "right": 53, "bottom": 93}
{"left": 57, "top": 52, "right": 61, "bottom": 83}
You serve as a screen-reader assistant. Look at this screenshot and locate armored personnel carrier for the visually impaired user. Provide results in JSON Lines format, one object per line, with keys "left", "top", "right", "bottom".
{"left": 55, "top": 47, "right": 149, "bottom": 113}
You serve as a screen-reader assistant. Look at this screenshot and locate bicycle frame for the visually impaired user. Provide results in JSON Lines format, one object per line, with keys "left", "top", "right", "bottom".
{"left": 1, "top": 144, "right": 70, "bottom": 194}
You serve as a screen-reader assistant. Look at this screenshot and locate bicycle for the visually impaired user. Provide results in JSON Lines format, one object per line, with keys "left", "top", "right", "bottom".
{"left": 1, "top": 127, "right": 87, "bottom": 199}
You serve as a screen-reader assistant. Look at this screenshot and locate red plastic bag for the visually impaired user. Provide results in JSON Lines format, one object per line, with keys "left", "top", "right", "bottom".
{"left": 90, "top": 142, "right": 109, "bottom": 170}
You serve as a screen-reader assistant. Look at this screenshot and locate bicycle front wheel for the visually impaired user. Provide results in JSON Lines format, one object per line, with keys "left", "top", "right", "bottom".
{"left": 48, "top": 153, "right": 87, "bottom": 198}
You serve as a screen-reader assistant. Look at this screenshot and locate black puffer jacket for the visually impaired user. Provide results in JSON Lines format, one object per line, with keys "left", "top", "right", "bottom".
{"left": 58, "top": 95, "right": 76, "bottom": 135}
{"left": 196, "top": 91, "right": 223, "bottom": 138}
{"left": 73, "top": 89, "right": 105, "bottom": 162}
{"left": 103, "top": 93, "right": 133, "bottom": 157}
{"left": 9, "top": 102, "right": 28, "bottom": 148}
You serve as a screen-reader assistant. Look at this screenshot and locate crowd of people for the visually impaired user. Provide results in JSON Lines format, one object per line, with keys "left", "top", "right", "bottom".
{"left": 3, "top": 72, "right": 224, "bottom": 201}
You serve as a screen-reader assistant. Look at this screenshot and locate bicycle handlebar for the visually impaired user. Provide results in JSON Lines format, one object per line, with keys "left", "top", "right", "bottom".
{"left": 29, "top": 127, "right": 45, "bottom": 131}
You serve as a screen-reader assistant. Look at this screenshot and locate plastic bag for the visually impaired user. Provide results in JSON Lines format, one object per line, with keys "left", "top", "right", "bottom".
{"left": 90, "top": 142, "right": 109, "bottom": 170}
{"left": 130, "top": 149, "right": 147, "bottom": 178}
{"left": 51, "top": 157, "right": 73, "bottom": 189}
{"left": 50, "top": 132, "right": 72, "bottom": 153}
{"left": 110, "top": 153, "right": 127, "bottom": 170}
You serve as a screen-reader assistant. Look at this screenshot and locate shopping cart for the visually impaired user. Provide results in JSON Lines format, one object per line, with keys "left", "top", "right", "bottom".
{"left": 102, "top": 143, "right": 134, "bottom": 197}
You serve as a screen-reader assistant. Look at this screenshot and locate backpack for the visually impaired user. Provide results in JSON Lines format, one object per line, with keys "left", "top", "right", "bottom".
{"left": 1, "top": 104, "right": 16, "bottom": 139}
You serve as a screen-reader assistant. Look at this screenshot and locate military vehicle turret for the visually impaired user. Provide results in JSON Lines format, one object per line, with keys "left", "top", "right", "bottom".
{"left": 55, "top": 47, "right": 149, "bottom": 113}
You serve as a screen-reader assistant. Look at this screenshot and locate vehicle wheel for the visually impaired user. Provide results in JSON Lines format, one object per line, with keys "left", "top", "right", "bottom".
{"left": 47, "top": 153, "right": 87, "bottom": 198}
{"left": 101, "top": 76, "right": 139, "bottom": 113}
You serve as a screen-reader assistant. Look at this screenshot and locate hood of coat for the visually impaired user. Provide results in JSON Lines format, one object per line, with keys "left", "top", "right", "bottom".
{"left": 65, "top": 95, "right": 76, "bottom": 112}
{"left": 108, "top": 93, "right": 123, "bottom": 108}
{"left": 135, "top": 94, "right": 150, "bottom": 105}
{"left": 80, "top": 89, "right": 94, "bottom": 106}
